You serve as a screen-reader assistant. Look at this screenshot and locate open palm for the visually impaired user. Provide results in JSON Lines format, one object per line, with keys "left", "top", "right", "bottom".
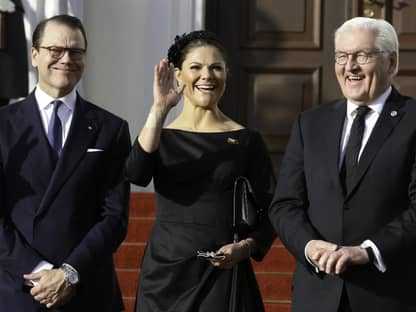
{"left": 153, "top": 59, "right": 185, "bottom": 113}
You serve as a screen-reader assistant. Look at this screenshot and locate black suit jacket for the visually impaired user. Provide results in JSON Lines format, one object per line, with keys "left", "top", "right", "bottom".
{"left": 0, "top": 92, "right": 131, "bottom": 311}
{"left": 270, "top": 88, "right": 416, "bottom": 312}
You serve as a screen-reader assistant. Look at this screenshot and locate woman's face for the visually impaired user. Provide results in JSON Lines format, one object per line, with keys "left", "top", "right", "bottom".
{"left": 175, "top": 45, "right": 227, "bottom": 109}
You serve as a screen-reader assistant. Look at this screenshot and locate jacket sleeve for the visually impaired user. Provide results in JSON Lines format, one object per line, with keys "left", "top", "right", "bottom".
{"left": 124, "top": 137, "right": 157, "bottom": 187}
{"left": 64, "top": 120, "right": 131, "bottom": 279}
{"left": 0, "top": 153, "right": 43, "bottom": 280}
{"left": 370, "top": 144, "right": 416, "bottom": 269}
{"left": 268, "top": 116, "right": 321, "bottom": 267}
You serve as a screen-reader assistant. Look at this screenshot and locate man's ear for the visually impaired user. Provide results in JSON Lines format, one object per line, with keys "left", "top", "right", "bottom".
{"left": 388, "top": 51, "right": 397, "bottom": 74}
{"left": 31, "top": 47, "right": 39, "bottom": 68}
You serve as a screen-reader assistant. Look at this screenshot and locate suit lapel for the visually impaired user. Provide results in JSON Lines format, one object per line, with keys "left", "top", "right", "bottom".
{"left": 325, "top": 99, "right": 347, "bottom": 191}
{"left": 13, "top": 93, "right": 55, "bottom": 192}
{"left": 346, "top": 88, "right": 404, "bottom": 197}
{"left": 37, "top": 95, "right": 99, "bottom": 215}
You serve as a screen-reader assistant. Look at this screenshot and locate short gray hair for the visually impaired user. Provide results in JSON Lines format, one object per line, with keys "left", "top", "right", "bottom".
{"left": 334, "top": 17, "right": 399, "bottom": 75}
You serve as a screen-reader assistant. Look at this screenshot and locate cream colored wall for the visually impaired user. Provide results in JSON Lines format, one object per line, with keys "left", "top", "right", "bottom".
{"left": 83, "top": 0, "right": 147, "bottom": 137}
{"left": 83, "top": 0, "right": 204, "bottom": 191}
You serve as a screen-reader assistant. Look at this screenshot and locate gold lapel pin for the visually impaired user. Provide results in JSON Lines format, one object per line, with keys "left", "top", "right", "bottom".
{"left": 227, "top": 137, "right": 239, "bottom": 145}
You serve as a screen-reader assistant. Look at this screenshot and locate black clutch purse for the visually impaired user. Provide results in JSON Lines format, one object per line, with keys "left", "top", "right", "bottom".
{"left": 233, "top": 176, "right": 261, "bottom": 237}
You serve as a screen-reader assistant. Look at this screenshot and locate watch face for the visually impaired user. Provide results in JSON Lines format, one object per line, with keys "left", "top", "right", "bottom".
{"left": 68, "top": 271, "right": 79, "bottom": 284}
{"left": 62, "top": 265, "right": 79, "bottom": 285}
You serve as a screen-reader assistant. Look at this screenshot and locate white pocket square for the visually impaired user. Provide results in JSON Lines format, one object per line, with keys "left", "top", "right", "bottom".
{"left": 87, "top": 148, "right": 104, "bottom": 152}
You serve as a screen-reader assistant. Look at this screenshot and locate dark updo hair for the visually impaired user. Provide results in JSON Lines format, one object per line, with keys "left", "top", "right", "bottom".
{"left": 167, "top": 30, "right": 227, "bottom": 68}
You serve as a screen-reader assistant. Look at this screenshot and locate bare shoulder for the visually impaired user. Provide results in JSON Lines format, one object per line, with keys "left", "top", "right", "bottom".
{"left": 222, "top": 118, "right": 244, "bottom": 131}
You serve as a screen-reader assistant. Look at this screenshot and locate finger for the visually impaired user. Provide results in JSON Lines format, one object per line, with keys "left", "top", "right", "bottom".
{"left": 30, "top": 284, "right": 43, "bottom": 296}
{"left": 46, "top": 300, "right": 58, "bottom": 309}
{"left": 210, "top": 260, "right": 221, "bottom": 267}
{"left": 318, "top": 252, "right": 330, "bottom": 272}
{"left": 325, "top": 253, "right": 340, "bottom": 275}
{"left": 34, "top": 292, "right": 48, "bottom": 302}
{"left": 23, "top": 272, "right": 41, "bottom": 280}
{"left": 46, "top": 296, "right": 59, "bottom": 309}
{"left": 159, "top": 59, "right": 169, "bottom": 82}
{"left": 310, "top": 247, "right": 324, "bottom": 263}
{"left": 335, "top": 254, "right": 348, "bottom": 274}
{"left": 167, "top": 62, "right": 175, "bottom": 79}
{"left": 33, "top": 287, "right": 49, "bottom": 301}
{"left": 45, "top": 290, "right": 62, "bottom": 308}
{"left": 154, "top": 64, "right": 160, "bottom": 84}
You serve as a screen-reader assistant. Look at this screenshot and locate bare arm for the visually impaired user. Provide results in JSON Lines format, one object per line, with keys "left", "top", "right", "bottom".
{"left": 139, "top": 59, "right": 184, "bottom": 152}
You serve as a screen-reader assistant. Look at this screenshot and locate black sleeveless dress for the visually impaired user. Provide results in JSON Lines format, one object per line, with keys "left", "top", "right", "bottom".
{"left": 125, "top": 128, "right": 276, "bottom": 312}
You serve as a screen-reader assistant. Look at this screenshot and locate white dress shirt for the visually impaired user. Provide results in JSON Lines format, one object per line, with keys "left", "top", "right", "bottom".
{"left": 35, "top": 85, "right": 76, "bottom": 148}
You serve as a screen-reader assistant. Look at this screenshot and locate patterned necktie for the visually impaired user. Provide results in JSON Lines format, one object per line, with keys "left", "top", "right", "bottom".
{"left": 342, "top": 105, "right": 371, "bottom": 193}
{"left": 48, "top": 100, "right": 63, "bottom": 160}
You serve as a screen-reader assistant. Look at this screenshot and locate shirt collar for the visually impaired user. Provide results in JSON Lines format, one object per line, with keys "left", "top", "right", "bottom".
{"left": 34, "top": 85, "right": 77, "bottom": 112}
{"left": 346, "top": 86, "right": 392, "bottom": 119}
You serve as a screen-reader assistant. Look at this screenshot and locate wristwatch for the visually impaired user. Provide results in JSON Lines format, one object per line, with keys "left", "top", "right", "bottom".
{"left": 60, "top": 263, "right": 80, "bottom": 285}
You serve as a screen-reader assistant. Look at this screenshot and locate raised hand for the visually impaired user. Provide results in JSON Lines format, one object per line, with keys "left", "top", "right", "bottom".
{"left": 138, "top": 59, "right": 185, "bottom": 152}
{"left": 153, "top": 59, "right": 185, "bottom": 116}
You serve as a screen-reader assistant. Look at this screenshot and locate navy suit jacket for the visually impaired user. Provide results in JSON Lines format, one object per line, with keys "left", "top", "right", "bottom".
{"left": 0, "top": 92, "right": 131, "bottom": 311}
{"left": 270, "top": 88, "right": 416, "bottom": 312}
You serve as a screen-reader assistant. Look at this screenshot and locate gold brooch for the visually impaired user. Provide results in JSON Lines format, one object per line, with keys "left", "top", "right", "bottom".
{"left": 227, "top": 137, "right": 239, "bottom": 145}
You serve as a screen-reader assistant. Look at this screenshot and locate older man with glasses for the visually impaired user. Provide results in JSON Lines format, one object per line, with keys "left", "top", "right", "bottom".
{"left": 0, "top": 14, "right": 131, "bottom": 312}
{"left": 270, "top": 17, "right": 416, "bottom": 312}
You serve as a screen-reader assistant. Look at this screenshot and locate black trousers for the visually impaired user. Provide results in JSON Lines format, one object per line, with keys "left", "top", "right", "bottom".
{"left": 338, "top": 287, "right": 352, "bottom": 312}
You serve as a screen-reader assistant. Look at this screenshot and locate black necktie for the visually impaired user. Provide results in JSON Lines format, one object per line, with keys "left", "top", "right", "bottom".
{"left": 48, "top": 100, "right": 63, "bottom": 161}
{"left": 342, "top": 106, "right": 371, "bottom": 193}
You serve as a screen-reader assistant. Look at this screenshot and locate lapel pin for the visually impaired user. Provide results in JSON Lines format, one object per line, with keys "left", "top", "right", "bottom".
{"left": 88, "top": 125, "right": 94, "bottom": 130}
{"left": 390, "top": 110, "right": 398, "bottom": 117}
{"left": 227, "top": 137, "right": 239, "bottom": 145}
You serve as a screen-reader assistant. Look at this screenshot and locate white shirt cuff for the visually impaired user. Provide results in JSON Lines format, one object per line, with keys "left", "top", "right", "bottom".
{"left": 25, "top": 260, "right": 54, "bottom": 286}
{"left": 360, "top": 239, "right": 386, "bottom": 272}
{"left": 304, "top": 240, "right": 320, "bottom": 273}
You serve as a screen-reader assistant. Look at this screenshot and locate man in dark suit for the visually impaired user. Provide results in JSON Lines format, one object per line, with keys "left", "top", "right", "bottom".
{"left": 269, "top": 17, "right": 416, "bottom": 312}
{"left": 0, "top": 15, "right": 131, "bottom": 311}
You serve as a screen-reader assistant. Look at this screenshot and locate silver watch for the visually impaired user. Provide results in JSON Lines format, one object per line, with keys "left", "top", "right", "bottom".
{"left": 60, "top": 263, "right": 80, "bottom": 285}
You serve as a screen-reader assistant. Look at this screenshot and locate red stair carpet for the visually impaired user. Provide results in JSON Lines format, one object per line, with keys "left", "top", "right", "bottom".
{"left": 113, "top": 193, "right": 295, "bottom": 312}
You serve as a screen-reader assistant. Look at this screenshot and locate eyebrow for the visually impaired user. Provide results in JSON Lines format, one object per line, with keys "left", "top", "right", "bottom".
{"left": 188, "top": 62, "right": 224, "bottom": 66}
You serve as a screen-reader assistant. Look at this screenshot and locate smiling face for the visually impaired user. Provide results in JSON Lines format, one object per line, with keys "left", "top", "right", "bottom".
{"left": 335, "top": 28, "right": 396, "bottom": 105}
{"left": 175, "top": 45, "right": 227, "bottom": 109}
{"left": 31, "top": 21, "right": 86, "bottom": 98}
